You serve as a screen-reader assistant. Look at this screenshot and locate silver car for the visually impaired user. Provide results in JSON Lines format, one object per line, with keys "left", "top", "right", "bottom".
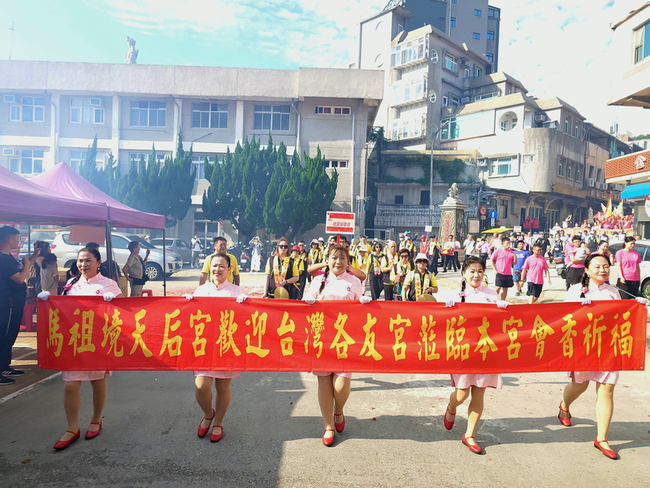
{"left": 150, "top": 238, "right": 192, "bottom": 264}
{"left": 51, "top": 231, "right": 183, "bottom": 280}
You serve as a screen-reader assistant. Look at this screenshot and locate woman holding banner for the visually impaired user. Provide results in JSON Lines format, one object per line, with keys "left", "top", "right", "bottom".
{"left": 558, "top": 253, "right": 648, "bottom": 460}
{"left": 303, "top": 244, "right": 371, "bottom": 446}
{"left": 444, "top": 256, "right": 509, "bottom": 454}
{"left": 38, "top": 247, "right": 122, "bottom": 450}
{"left": 188, "top": 253, "right": 248, "bottom": 442}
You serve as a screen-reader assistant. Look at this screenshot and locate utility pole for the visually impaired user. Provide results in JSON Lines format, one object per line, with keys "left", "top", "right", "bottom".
{"left": 8, "top": 22, "right": 15, "bottom": 59}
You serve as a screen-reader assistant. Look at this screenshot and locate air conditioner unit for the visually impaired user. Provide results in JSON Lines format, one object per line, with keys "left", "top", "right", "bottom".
{"left": 89, "top": 98, "right": 103, "bottom": 106}
{"left": 3, "top": 94, "right": 18, "bottom": 103}
{"left": 587, "top": 178, "right": 594, "bottom": 187}
{"left": 477, "top": 158, "right": 489, "bottom": 167}
{"left": 534, "top": 113, "right": 547, "bottom": 122}
{"left": 2, "top": 148, "right": 15, "bottom": 156}
{"left": 460, "top": 97, "right": 470, "bottom": 104}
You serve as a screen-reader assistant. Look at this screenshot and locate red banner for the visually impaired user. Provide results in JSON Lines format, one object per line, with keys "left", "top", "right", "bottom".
{"left": 37, "top": 297, "right": 646, "bottom": 374}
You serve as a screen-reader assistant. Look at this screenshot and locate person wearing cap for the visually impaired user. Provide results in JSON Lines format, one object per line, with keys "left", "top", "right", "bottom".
{"left": 391, "top": 247, "right": 413, "bottom": 301}
{"left": 356, "top": 244, "right": 371, "bottom": 293}
{"left": 359, "top": 235, "right": 368, "bottom": 251}
{"left": 368, "top": 240, "right": 385, "bottom": 300}
{"left": 419, "top": 235, "right": 428, "bottom": 255}
{"left": 307, "top": 240, "right": 322, "bottom": 268}
{"left": 402, "top": 253, "right": 438, "bottom": 301}
{"left": 349, "top": 238, "right": 359, "bottom": 259}
{"left": 290, "top": 244, "right": 307, "bottom": 299}
{"left": 317, "top": 237, "right": 325, "bottom": 252}
{"left": 400, "top": 232, "right": 416, "bottom": 255}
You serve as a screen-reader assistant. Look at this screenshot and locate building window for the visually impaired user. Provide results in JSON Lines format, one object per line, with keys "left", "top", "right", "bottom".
{"left": 430, "top": 49, "right": 438, "bottom": 63}
{"left": 129, "top": 152, "right": 166, "bottom": 171}
{"left": 499, "top": 199, "right": 508, "bottom": 219}
{"left": 69, "top": 151, "right": 87, "bottom": 172}
{"left": 70, "top": 99, "right": 104, "bottom": 124}
{"left": 323, "top": 160, "right": 349, "bottom": 169}
{"left": 558, "top": 159, "right": 564, "bottom": 177}
{"left": 395, "top": 195, "right": 404, "bottom": 204}
{"left": 474, "top": 9, "right": 482, "bottom": 16}
{"left": 486, "top": 53, "right": 494, "bottom": 63}
{"left": 397, "top": 24, "right": 404, "bottom": 33}
{"left": 634, "top": 22, "right": 650, "bottom": 64}
{"left": 596, "top": 168, "right": 603, "bottom": 183}
{"left": 499, "top": 111, "right": 518, "bottom": 131}
{"left": 420, "top": 190, "right": 430, "bottom": 206}
{"left": 253, "top": 105, "right": 290, "bottom": 131}
{"left": 450, "top": 94, "right": 460, "bottom": 106}
{"left": 315, "top": 106, "right": 351, "bottom": 115}
{"left": 488, "top": 7, "right": 500, "bottom": 18}
{"left": 475, "top": 67, "right": 482, "bottom": 77}
{"left": 473, "top": 32, "right": 480, "bottom": 40}
{"left": 10, "top": 97, "right": 45, "bottom": 122}
{"left": 475, "top": 92, "right": 498, "bottom": 101}
{"left": 490, "top": 157, "right": 515, "bottom": 177}
{"left": 9, "top": 157, "right": 19, "bottom": 173}
{"left": 575, "top": 164, "right": 583, "bottom": 182}
{"left": 192, "top": 154, "right": 216, "bottom": 180}
{"left": 442, "top": 96, "right": 448, "bottom": 107}
{"left": 566, "top": 161, "right": 572, "bottom": 179}
{"left": 192, "top": 103, "right": 228, "bottom": 128}
{"left": 564, "top": 116, "right": 570, "bottom": 133}
{"left": 487, "top": 30, "right": 495, "bottom": 40}
{"left": 444, "top": 53, "right": 458, "bottom": 73}
{"left": 16, "top": 149, "right": 44, "bottom": 174}
{"left": 130, "top": 101, "right": 166, "bottom": 127}
{"left": 464, "top": 68, "right": 470, "bottom": 78}
{"left": 450, "top": 17, "right": 456, "bottom": 27}
{"left": 523, "top": 155, "right": 534, "bottom": 163}
{"left": 574, "top": 121, "right": 579, "bottom": 138}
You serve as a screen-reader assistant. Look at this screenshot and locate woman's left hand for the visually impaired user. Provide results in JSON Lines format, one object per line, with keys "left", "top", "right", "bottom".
{"left": 496, "top": 300, "right": 509, "bottom": 309}
{"left": 359, "top": 296, "right": 372, "bottom": 304}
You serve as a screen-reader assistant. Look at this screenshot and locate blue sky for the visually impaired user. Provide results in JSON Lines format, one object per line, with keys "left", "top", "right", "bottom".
{"left": 0, "top": 0, "right": 647, "bottom": 135}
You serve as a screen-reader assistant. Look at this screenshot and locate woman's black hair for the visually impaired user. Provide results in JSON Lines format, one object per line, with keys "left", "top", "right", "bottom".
{"left": 459, "top": 256, "right": 485, "bottom": 303}
{"left": 128, "top": 240, "right": 140, "bottom": 252}
{"left": 319, "top": 244, "right": 348, "bottom": 294}
{"left": 579, "top": 253, "right": 609, "bottom": 298}
{"left": 211, "top": 252, "right": 231, "bottom": 267}
{"left": 64, "top": 247, "right": 102, "bottom": 295}
{"left": 624, "top": 236, "right": 636, "bottom": 244}
{"left": 42, "top": 253, "right": 57, "bottom": 266}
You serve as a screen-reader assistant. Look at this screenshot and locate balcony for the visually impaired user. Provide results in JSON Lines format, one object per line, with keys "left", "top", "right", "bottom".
{"left": 390, "top": 36, "right": 429, "bottom": 70}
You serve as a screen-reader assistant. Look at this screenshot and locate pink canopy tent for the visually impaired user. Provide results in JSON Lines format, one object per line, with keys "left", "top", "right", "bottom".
{"left": 31, "top": 162, "right": 166, "bottom": 230}
{"left": 0, "top": 165, "right": 108, "bottom": 225}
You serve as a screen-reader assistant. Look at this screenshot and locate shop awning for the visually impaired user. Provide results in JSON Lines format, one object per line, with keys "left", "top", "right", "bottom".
{"left": 620, "top": 181, "right": 650, "bottom": 200}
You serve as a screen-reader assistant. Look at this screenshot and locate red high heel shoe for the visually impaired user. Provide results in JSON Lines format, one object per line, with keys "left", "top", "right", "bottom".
{"left": 558, "top": 401, "right": 571, "bottom": 427}
{"left": 85, "top": 421, "right": 102, "bottom": 440}
{"left": 210, "top": 425, "right": 223, "bottom": 442}
{"left": 444, "top": 404, "right": 456, "bottom": 430}
{"left": 322, "top": 429, "right": 335, "bottom": 447}
{"left": 53, "top": 429, "right": 80, "bottom": 450}
{"left": 462, "top": 434, "right": 482, "bottom": 454}
{"left": 594, "top": 438, "right": 618, "bottom": 460}
{"left": 198, "top": 410, "right": 215, "bottom": 438}
{"left": 334, "top": 413, "right": 345, "bottom": 433}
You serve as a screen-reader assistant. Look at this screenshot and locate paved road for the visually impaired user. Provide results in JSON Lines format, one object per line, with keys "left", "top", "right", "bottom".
{"left": 1, "top": 267, "right": 649, "bottom": 487}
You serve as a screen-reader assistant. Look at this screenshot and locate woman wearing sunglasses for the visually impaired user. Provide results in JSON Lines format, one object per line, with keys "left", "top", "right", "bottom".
{"left": 264, "top": 237, "right": 300, "bottom": 299}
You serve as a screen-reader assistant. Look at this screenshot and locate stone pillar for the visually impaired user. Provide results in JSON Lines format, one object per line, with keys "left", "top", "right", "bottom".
{"left": 439, "top": 200, "right": 467, "bottom": 247}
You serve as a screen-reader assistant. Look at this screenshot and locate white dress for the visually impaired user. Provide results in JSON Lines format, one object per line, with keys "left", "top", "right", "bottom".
{"left": 62, "top": 273, "right": 122, "bottom": 382}
{"left": 192, "top": 280, "right": 243, "bottom": 379}
{"left": 565, "top": 282, "right": 621, "bottom": 385}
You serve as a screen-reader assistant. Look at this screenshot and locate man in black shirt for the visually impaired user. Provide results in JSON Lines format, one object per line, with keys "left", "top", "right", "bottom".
{"left": 0, "top": 226, "right": 40, "bottom": 385}
{"left": 534, "top": 232, "right": 551, "bottom": 261}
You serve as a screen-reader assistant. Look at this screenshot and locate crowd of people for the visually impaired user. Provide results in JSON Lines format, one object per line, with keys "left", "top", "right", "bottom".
{"left": 0, "top": 224, "right": 647, "bottom": 459}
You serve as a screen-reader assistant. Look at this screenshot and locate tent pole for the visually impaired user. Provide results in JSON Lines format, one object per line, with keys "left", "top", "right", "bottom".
{"left": 163, "top": 228, "right": 167, "bottom": 296}
{"left": 105, "top": 221, "right": 114, "bottom": 280}
{"left": 27, "top": 224, "right": 31, "bottom": 259}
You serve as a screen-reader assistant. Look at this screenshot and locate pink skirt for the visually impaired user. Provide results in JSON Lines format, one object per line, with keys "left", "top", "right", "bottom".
{"left": 451, "top": 373, "right": 502, "bottom": 389}
{"left": 62, "top": 370, "right": 109, "bottom": 382}
{"left": 568, "top": 371, "right": 619, "bottom": 385}
{"left": 313, "top": 372, "right": 352, "bottom": 378}
{"left": 194, "top": 371, "right": 240, "bottom": 379}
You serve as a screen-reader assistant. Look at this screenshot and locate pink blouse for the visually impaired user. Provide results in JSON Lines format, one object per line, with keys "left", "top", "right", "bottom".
{"left": 305, "top": 272, "right": 363, "bottom": 301}
{"left": 193, "top": 280, "right": 242, "bottom": 297}
{"left": 454, "top": 283, "right": 499, "bottom": 303}
{"left": 565, "top": 281, "right": 620, "bottom": 302}
{"left": 67, "top": 273, "right": 122, "bottom": 297}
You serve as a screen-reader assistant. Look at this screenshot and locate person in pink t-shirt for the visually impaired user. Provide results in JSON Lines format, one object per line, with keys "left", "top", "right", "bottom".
{"left": 614, "top": 236, "right": 642, "bottom": 299}
{"left": 489, "top": 237, "right": 517, "bottom": 300}
{"left": 520, "top": 243, "right": 551, "bottom": 303}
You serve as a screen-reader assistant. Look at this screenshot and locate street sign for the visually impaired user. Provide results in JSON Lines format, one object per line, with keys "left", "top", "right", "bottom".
{"left": 425, "top": 225, "right": 432, "bottom": 232}
{"left": 489, "top": 210, "right": 497, "bottom": 219}
{"left": 491, "top": 218, "right": 496, "bottom": 227}
{"left": 325, "top": 211, "right": 355, "bottom": 235}
{"left": 479, "top": 206, "right": 487, "bottom": 216}
{"left": 513, "top": 226, "right": 522, "bottom": 233}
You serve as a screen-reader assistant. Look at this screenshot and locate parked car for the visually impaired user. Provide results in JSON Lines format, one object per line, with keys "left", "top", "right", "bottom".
{"left": 50, "top": 231, "right": 183, "bottom": 280}
{"left": 19, "top": 227, "right": 69, "bottom": 255}
{"left": 608, "top": 239, "right": 650, "bottom": 296}
{"left": 150, "top": 238, "right": 192, "bottom": 264}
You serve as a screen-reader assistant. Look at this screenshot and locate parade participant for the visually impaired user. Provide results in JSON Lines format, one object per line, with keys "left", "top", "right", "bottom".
{"left": 391, "top": 248, "right": 413, "bottom": 301}
{"left": 381, "top": 240, "right": 398, "bottom": 301}
{"left": 444, "top": 256, "right": 508, "bottom": 454}
{"left": 303, "top": 244, "right": 370, "bottom": 446}
{"left": 512, "top": 240, "right": 530, "bottom": 296}
{"left": 308, "top": 239, "right": 322, "bottom": 267}
{"left": 38, "top": 247, "right": 122, "bottom": 450}
{"left": 356, "top": 244, "right": 371, "bottom": 292}
{"left": 557, "top": 253, "right": 648, "bottom": 460}
{"left": 187, "top": 253, "right": 248, "bottom": 443}
{"left": 368, "top": 240, "right": 385, "bottom": 300}
{"left": 477, "top": 237, "right": 490, "bottom": 266}
{"left": 463, "top": 235, "right": 476, "bottom": 260}
{"left": 123, "top": 240, "right": 150, "bottom": 297}
{"left": 318, "top": 237, "right": 325, "bottom": 252}
{"left": 249, "top": 236, "right": 263, "bottom": 273}
{"left": 0, "top": 227, "right": 40, "bottom": 385}
{"left": 490, "top": 237, "right": 517, "bottom": 300}
{"left": 297, "top": 241, "right": 307, "bottom": 260}
{"left": 427, "top": 236, "right": 441, "bottom": 275}
{"left": 520, "top": 244, "right": 551, "bottom": 304}
{"left": 191, "top": 233, "right": 203, "bottom": 269}
{"left": 200, "top": 237, "right": 240, "bottom": 286}
{"left": 264, "top": 237, "right": 299, "bottom": 299}
{"left": 290, "top": 245, "right": 307, "bottom": 300}
{"left": 597, "top": 240, "right": 615, "bottom": 268}
{"left": 307, "top": 238, "right": 367, "bottom": 283}
{"left": 401, "top": 253, "right": 438, "bottom": 301}
{"left": 450, "top": 235, "right": 462, "bottom": 269}
{"left": 534, "top": 232, "right": 551, "bottom": 260}
{"left": 565, "top": 235, "right": 585, "bottom": 290}
{"left": 614, "top": 236, "right": 641, "bottom": 299}
{"left": 349, "top": 238, "right": 358, "bottom": 259}
{"left": 359, "top": 235, "right": 368, "bottom": 252}
{"left": 400, "top": 232, "right": 416, "bottom": 255}
{"left": 441, "top": 239, "right": 455, "bottom": 272}
{"left": 40, "top": 253, "right": 60, "bottom": 295}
